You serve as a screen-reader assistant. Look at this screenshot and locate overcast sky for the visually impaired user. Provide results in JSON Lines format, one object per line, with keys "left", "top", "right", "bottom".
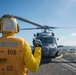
{"left": 0, "top": 0, "right": 76, "bottom": 46}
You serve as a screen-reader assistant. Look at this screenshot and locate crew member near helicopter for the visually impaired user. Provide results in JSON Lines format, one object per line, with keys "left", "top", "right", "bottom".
{"left": 0, "top": 14, "right": 42, "bottom": 75}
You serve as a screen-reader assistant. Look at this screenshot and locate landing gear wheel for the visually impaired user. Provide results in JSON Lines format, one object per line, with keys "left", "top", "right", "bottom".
{"left": 55, "top": 51, "right": 61, "bottom": 57}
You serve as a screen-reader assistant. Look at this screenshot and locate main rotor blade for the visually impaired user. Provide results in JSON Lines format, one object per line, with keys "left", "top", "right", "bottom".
{"left": 49, "top": 26, "right": 76, "bottom": 29}
{"left": 20, "top": 27, "right": 40, "bottom": 30}
{"left": 13, "top": 15, "right": 76, "bottom": 30}
{"left": 20, "top": 26, "right": 76, "bottom": 31}
{"left": 13, "top": 15, "right": 45, "bottom": 29}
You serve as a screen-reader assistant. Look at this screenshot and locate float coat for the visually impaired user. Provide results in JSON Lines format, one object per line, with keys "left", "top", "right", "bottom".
{"left": 0, "top": 33, "right": 41, "bottom": 75}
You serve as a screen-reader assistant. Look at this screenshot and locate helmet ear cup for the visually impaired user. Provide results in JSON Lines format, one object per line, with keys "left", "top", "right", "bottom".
{"left": 17, "top": 24, "right": 19, "bottom": 33}
{"left": 0, "top": 23, "right": 1, "bottom": 33}
{"left": 0, "top": 19, "right": 2, "bottom": 33}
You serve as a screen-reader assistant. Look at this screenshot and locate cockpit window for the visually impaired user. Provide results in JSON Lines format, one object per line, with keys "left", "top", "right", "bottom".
{"left": 37, "top": 36, "right": 56, "bottom": 44}
{"left": 43, "top": 37, "right": 53, "bottom": 44}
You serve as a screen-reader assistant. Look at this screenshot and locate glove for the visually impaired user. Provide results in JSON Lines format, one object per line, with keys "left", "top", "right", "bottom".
{"left": 33, "top": 39, "right": 42, "bottom": 47}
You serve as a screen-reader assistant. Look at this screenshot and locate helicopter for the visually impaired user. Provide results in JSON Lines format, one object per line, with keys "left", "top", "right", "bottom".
{"left": 32, "top": 29, "right": 60, "bottom": 59}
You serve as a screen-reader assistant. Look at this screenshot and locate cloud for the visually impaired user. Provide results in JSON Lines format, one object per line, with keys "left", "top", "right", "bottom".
{"left": 71, "top": 33, "right": 76, "bottom": 36}
{"left": 58, "top": 35, "right": 76, "bottom": 46}
{"left": 66, "top": 0, "right": 76, "bottom": 9}
{"left": 59, "top": 36, "right": 66, "bottom": 40}
{"left": 59, "top": 0, "right": 76, "bottom": 16}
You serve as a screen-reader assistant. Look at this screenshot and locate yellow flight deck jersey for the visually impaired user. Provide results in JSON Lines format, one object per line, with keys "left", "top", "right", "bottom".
{"left": 0, "top": 33, "right": 41, "bottom": 75}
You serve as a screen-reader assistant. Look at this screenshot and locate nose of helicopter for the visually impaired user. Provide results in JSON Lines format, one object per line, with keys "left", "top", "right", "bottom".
{"left": 42, "top": 44, "right": 57, "bottom": 58}
{"left": 42, "top": 46, "right": 49, "bottom": 56}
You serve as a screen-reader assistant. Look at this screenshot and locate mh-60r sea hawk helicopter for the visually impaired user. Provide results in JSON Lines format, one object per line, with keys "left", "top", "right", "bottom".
{"left": 32, "top": 26, "right": 61, "bottom": 59}
{"left": 4, "top": 14, "right": 75, "bottom": 60}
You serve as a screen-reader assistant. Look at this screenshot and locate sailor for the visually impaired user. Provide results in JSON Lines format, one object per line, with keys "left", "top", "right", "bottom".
{"left": 0, "top": 14, "right": 42, "bottom": 75}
